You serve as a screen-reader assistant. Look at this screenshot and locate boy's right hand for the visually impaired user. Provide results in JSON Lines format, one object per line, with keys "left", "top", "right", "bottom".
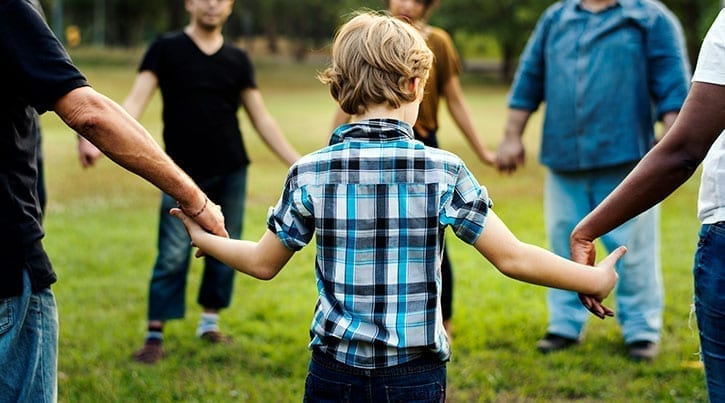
{"left": 581, "top": 246, "right": 626, "bottom": 319}
{"left": 170, "top": 207, "right": 210, "bottom": 257}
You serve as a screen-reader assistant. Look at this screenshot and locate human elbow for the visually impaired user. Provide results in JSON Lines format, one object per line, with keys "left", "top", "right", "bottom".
{"left": 61, "top": 92, "right": 112, "bottom": 139}
{"left": 248, "top": 261, "right": 283, "bottom": 281}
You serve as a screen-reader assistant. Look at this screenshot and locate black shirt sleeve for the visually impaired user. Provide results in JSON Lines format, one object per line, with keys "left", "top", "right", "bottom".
{"left": 0, "top": 0, "right": 88, "bottom": 113}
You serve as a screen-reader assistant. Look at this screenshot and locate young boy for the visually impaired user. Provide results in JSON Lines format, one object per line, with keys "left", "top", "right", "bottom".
{"left": 171, "top": 11, "right": 624, "bottom": 401}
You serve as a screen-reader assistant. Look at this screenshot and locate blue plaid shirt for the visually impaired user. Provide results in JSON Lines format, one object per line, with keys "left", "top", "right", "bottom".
{"left": 267, "top": 119, "right": 491, "bottom": 369}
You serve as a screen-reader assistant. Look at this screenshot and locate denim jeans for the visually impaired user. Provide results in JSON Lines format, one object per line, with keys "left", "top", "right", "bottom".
{"left": 304, "top": 350, "right": 446, "bottom": 402}
{"left": 147, "top": 167, "right": 247, "bottom": 321}
{"left": 694, "top": 222, "right": 725, "bottom": 402}
{"left": 544, "top": 164, "right": 663, "bottom": 343}
{"left": 0, "top": 269, "right": 58, "bottom": 402}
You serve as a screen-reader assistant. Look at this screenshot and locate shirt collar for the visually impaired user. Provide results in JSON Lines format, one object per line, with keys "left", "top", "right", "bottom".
{"left": 329, "top": 119, "right": 415, "bottom": 146}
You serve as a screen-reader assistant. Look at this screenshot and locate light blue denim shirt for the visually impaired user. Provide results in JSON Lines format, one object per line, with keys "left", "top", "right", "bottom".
{"left": 509, "top": 0, "right": 690, "bottom": 171}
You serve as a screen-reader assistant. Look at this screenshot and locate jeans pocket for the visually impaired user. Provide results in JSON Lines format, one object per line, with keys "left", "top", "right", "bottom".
{"left": 0, "top": 298, "right": 13, "bottom": 335}
{"left": 304, "top": 372, "right": 352, "bottom": 402}
{"left": 385, "top": 381, "right": 445, "bottom": 403}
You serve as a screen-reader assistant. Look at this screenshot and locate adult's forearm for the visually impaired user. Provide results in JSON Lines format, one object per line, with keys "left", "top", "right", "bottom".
{"left": 55, "top": 87, "right": 205, "bottom": 211}
{"left": 574, "top": 83, "right": 725, "bottom": 241}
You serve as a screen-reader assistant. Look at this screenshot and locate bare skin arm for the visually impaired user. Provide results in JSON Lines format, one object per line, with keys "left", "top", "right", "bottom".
{"left": 496, "top": 108, "right": 532, "bottom": 174}
{"left": 443, "top": 75, "right": 496, "bottom": 166}
{"left": 171, "top": 208, "right": 294, "bottom": 280}
{"left": 122, "top": 71, "right": 159, "bottom": 120}
{"left": 475, "top": 210, "right": 624, "bottom": 305}
{"left": 54, "top": 86, "right": 227, "bottom": 237}
{"left": 572, "top": 82, "right": 725, "bottom": 263}
{"left": 76, "top": 71, "right": 159, "bottom": 168}
{"left": 241, "top": 88, "right": 300, "bottom": 166}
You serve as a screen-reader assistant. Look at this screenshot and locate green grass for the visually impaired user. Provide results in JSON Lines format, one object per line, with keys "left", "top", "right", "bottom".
{"left": 40, "top": 52, "right": 706, "bottom": 402}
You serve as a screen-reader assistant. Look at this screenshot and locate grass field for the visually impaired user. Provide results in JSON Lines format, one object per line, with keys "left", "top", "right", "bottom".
{"left": 39, "top": 51, "right": 707, "bottom": 402}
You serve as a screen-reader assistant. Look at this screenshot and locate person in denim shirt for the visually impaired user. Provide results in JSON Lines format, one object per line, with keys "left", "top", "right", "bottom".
{"left": 571, "top": 9, "right": 725, "bottom": 399}
{"left": 496, "top": 0, "right": 690, "bottom": 361}
{"left": 170, "top": 11, "right": 624, "bottom": 401}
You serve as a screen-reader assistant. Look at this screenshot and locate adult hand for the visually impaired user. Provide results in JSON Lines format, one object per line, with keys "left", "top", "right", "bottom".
{"left": 179, "top": 197, "right": 228, "bottom": 238}
{"left": 173, "top": 199, "right": 227, "bottom": 258}
{"left": 496, "top": 136, "right": 525, "bottom": 174}
{"left": 77, "top": 136, "right": 103, "bottom": 168}
{"left": 571, "top": 233, "right": 615, "bottom": 319}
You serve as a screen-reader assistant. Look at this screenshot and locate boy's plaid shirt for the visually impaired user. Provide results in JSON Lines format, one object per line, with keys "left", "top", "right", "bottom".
{"left": 267, "top": 119, "right": 491, "bottom": 369}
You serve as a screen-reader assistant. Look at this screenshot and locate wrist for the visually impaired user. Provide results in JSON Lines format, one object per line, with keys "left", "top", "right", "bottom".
{"left": 179, "top": 194, "right": 209, "bottom": 218}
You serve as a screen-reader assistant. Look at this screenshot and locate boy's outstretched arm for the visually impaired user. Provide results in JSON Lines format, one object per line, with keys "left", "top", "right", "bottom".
{"left": 171, "top": 208, "right": 295, "bottom": 280}
{"left": 474, "top": 210, "right": 625, "bottom": 317}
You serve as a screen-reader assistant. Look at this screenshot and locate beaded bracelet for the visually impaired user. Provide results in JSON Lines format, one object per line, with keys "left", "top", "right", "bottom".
{"left": 182, "top": 196, "right": 208, "bottom": 218}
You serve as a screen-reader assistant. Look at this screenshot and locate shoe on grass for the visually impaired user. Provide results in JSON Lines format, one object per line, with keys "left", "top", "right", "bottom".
{"left": 536, "top": 333, "right": 579, "bottom": 353}
{"left": 199, "top": 330, "right": 233, "bottom": 344}
{"left": 133, "top": 338, "right": 164, "bottom": 364}
{"left": 627, "top": 340, "right": 659, "bottom": 362}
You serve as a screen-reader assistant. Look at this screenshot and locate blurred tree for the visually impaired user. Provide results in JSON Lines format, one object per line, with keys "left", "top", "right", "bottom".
{"left": 42, "top": 0, "right": 725, "bottom": 80}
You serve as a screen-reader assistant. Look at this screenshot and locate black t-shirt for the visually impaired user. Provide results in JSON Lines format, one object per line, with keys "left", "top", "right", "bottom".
{"left": 140, "top": 32, "right": 256, "bottom": 180}
{"left": 0, "top": 0, "right": 88, "bottom": 297}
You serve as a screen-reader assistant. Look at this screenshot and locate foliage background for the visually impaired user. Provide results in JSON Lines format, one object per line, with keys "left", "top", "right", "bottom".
{"left": 37, "top": 0, "right": 725, "bottom": 81}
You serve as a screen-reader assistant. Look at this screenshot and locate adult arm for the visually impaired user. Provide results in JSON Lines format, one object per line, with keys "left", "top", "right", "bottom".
{"left": 171, "top": 208, "right": 294, "bottom": 280}
{"left": 122, "top": 70, "right": 159, "bottom": 120}
{"left": 571, "top": 82, "right": 725, "bottom": 265}
{"left": 496, "top": 108, "right": 532, "bottom": 173}
{"left": 53, "top": 86, "right": 227, "bottom": 237}
{"left": 474, "top": 210, "right": 623, "bottom": 309}
{"left": 443, "top": 75, "right": 496, "bottom": 166}
{"left": 241, "top": 88, "right": 300, "bottom": 166}
{"left": 75, "top": 71, "right": 159, "bottom": 167}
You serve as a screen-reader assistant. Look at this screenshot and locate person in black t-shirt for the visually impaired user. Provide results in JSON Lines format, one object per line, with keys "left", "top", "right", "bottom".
{"left": 95, "top": 0, "right": 299, "bottom": 364}
{"left": 0, "top": 0, "right": 226, "bottom": 400}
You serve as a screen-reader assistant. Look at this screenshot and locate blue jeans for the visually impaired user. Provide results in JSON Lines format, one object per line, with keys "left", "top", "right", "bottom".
{"left": 544, "top": 164, "right": 663, "bottom": 343}
{"left": 694, "top": 222, "right": 725, "bottom": 401}
{"left": 304, "top": 350, "right": 446, "bottom": 402}
{"left": 147, "top": 167, "right": 247, "bottom": 321}
{"left": 0, "top": 269, "right": 58, "bottom": 402}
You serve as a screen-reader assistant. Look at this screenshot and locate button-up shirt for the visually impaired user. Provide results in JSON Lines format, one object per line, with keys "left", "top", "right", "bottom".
{"left": 267, "top": 119, "right": 491, "bottom": 369}
{"left": 509, "top": 0, "right": 690, "bottom": 172}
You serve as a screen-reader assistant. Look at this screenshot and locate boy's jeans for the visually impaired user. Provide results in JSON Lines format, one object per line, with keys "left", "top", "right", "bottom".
{"left": 694, "top": 222, "right": 725, "bottom": 402}
{"left": 0, "top": 269, "right": 58, "bottom": 402}
{"left": 544, "top": 164, "right": 663, "bottom": 344}
{"left": 304, "top": 351, "right": 446, "bottom": 402}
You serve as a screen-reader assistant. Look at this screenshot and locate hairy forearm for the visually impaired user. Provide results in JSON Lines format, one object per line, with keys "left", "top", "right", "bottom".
{"left": 56, "top": 87, "right": 204, "bottom": 211}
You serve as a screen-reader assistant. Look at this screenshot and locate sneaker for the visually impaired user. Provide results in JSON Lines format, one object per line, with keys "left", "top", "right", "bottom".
{"left": 536, "top": 333, "right": 579, "bottom": 353}
{"left": 199, "top": 330, "right": 233, "bottom": 344}
{"left": 133, "top": 339, "right": 164, "bottom": 364}
{"left": 627, "top": 340, "right": 659, "bottom": 361}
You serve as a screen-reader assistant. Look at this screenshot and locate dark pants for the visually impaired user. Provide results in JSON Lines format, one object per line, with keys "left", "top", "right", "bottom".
{"left": 304, "top": 350, "right": 446, "bottom": 402}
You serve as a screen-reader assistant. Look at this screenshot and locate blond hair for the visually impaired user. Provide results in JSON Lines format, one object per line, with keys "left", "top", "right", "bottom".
{"left": 318, "top": 11, "right": 433, "bottom": 115}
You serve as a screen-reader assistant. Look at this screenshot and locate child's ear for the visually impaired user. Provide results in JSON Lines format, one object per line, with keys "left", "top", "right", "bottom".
{"left": 410, "top": 77, "right": 425, "bottom": 100}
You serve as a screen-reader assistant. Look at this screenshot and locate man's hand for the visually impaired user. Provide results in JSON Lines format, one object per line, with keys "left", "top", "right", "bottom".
{"left": 496, "top": 136, "right": 525, "bottom": 174}
{"left": 571, "top": 233, "right": 616, "bottom": 319}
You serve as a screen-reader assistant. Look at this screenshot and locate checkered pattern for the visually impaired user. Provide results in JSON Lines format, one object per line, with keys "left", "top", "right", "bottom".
{"left": 267, "top": 119, "right": 491, "bottom": 368}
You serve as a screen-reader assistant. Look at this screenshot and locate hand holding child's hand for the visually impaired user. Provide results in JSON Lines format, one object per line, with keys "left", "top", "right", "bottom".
{"left": 579, "top": 246, "right": 626, "bottom": 319}
{"left": 170, "top": 207, "right": 208, "bottom": 257}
